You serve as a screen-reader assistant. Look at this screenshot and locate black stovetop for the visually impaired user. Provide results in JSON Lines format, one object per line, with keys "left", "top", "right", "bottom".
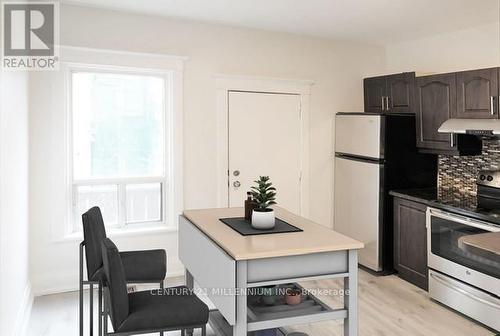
{"left": 389, "top": 188, "right": 500, "bottom": 226}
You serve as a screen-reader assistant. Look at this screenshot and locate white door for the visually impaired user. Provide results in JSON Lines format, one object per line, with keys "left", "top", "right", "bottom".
{"left": 228, "top": 91, "right": 302, "bottom": 214}
{"left": 334, "top": 155, "right": 382, "bottom": 271}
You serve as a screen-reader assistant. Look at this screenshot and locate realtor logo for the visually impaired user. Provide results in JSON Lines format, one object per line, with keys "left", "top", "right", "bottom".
{"left": 2, "top": 1, "right": 59, "bottom": 70}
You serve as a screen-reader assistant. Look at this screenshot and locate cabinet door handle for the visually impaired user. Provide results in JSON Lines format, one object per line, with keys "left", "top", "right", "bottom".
{"left": 450, "top": 134, "right": 454, "bottom": 147}
{"left": 386, "top": 96, "right": 390, "bottom": 111}
{"left": 491, "top": 96, "right": 495, "bottom": 115}
{"left": 381, "top": 97, "right": 385, "bottom": 110}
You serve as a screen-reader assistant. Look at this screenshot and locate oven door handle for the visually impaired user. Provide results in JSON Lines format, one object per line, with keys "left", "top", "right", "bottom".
{"left": 430, "top": 272, "right": 500, "bottom": 310}
{"left": 428, "top": 208, "right": 500, "bottom": 232}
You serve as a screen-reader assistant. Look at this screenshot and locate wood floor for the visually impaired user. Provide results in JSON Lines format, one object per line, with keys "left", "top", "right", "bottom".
{"left": 27, "top": 269, "right": 496, "bottom": 336}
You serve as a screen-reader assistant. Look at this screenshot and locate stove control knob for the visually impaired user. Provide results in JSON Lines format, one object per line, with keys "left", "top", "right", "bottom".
{"left": 487, "top": 175, "right": 494, "bottom": 182}
{"left": 480, "top": 175, "right": 486, "bottom": 181}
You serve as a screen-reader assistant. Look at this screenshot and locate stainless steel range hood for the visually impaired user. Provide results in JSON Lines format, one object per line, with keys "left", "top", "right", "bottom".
{"left": 438, "top": 119, "right": 500, "bottom": 137}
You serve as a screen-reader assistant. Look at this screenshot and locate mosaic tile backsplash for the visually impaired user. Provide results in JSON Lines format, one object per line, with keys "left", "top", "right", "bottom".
{"left": 438, "top": 140, "right": 500, "bottom": 206}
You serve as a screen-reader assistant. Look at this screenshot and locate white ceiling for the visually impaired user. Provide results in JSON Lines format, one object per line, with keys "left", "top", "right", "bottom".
{"left": 64, "top": 0, "right": 500, "bottom": 45}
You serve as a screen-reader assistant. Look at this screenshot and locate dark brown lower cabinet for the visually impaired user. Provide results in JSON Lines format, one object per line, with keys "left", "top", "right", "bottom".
{"left": 393, "top": 197, "right": 428, "bottom": 290}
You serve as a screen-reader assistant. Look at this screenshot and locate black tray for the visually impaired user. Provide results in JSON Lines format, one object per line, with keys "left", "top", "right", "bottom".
{"left": 219, "top": 217, "right": 303, "bottom": 236}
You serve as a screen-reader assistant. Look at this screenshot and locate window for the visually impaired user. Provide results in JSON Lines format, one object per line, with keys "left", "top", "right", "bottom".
{"left": 71, "top": 69, "right": 168, "bottom": 231}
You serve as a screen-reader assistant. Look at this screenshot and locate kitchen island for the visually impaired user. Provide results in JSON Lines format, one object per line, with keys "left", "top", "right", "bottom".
{"left": 179, "top": 206, "right": 364, "bottom": 336}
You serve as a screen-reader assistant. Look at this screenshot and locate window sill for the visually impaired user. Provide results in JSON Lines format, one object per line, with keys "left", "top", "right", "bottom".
{"left": 56, "top": 225, "right": 178, "bottom": 243}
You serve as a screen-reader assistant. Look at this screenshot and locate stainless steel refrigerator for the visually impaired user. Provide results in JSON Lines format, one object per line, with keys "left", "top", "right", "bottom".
{"left": 334, "top": 112, "right": 437, "bottom": 272}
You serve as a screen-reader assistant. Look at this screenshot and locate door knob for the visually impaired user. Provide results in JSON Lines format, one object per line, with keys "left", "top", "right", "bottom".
{"left": 233, "top": 181, "right": 241, "bottom": 188}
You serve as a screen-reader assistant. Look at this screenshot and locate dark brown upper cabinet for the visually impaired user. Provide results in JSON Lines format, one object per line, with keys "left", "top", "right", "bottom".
{"left": 364, "top": 72, "right": 415, "bottom": 114}
{"left": 364, "top": 76, "right": 386, "bottom": 113}
{"left": 415, "top": 73, "right": 481, "bottom": 155}
{"left": 387, "top": 73, "right": 414, "bottom": 114}
{"left": 455, "top": 68, "right": 499, "bottom": 119}
{"left": 415, "top": 73, "right": 457, "bottom": 151}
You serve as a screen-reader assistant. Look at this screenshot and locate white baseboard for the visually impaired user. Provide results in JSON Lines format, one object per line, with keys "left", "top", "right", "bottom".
{"left": 14, "top": 282, "right": 34, "bottom": 336}
{"left": 32, "top": 259, "right": 185, "bottom": 296}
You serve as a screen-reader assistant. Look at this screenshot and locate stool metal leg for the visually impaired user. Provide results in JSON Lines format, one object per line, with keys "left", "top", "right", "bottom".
{"left": 159, "top": 279, "right": 165, "bottom": 336}
{"left": 98, "top": 282, "right": 102, "bottom": 336}
{"left": 79, "top": 281, "right": 84, "bottom": 336}
{"left": 89, "top": 283, "right": 93, "bottom": 336}
{"left": 79, "top": 242, "right": 84, "bottom": 336}
{"left": 103, "top": 288, "right": 108, "bottom": 336}
{"left": 201, "top": 325, "right": 206, "bottom": 336}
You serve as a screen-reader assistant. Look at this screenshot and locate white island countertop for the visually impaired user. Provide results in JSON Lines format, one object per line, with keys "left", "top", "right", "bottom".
{"left": 183, "top": 206, "right": 364, "bottom": 261}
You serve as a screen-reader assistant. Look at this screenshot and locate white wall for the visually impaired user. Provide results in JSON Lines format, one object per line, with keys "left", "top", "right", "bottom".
{"left": 29, "top": 4, "right": 386, "bottom": 294}
{"left": 386, "top": 22, "right": 500, "bottom": 74}
{"left": 0, "top": 71, "right": 32, "bottom": 335}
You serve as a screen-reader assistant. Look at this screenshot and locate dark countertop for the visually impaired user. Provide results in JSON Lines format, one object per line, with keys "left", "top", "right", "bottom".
{"left": 389, "top": 188, "right": 500, "bottom": 227}
{"left": 389, "top": 188, "right": 438, "bottom": 204}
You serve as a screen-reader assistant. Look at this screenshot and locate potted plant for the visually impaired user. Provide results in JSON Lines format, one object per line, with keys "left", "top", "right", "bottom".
{"left": 285, "top": 287, "right": 302, "bottom": 306}
{"left": 261, "top": 285, "right": 277, "bottom": 306}
{"left": 250, "top": 176, "right": 277, "bottom": 230}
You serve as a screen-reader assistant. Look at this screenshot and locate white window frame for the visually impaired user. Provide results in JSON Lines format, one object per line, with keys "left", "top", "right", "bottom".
{"left": 67, "top": 64, "right": 176, "bottom": 233}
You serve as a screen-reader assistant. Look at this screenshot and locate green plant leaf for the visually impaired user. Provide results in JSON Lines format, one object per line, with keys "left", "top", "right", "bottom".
{"left": 250, "top": 176, "right": 277, "bottom": 210}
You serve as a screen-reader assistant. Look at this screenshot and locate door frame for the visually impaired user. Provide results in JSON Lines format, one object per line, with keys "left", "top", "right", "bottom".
{"left": 215, "top": 74, "right": 313, "bottom": 217}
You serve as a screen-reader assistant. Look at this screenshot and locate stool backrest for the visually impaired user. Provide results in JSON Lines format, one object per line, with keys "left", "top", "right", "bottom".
{"left": 101, "top": 238, "right": 129, "bottom": 330}
{"left": 82, "top": 206, "right": 107, "bottom": 279}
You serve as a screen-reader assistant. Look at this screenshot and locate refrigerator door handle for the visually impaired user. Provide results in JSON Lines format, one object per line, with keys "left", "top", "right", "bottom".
{"left": 335, "top": 153, "right": 384, "bottom": 164}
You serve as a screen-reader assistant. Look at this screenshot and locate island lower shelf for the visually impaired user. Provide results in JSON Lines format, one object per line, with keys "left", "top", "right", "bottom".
{"left": 209, "top": 283, "right": 346, "bottom": 334}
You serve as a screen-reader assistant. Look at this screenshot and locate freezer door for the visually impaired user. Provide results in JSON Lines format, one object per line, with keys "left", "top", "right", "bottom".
{"left": 335, "top": 114, "right": 383, "bottom": 159}
{"left": 334, "top": 155, "right": 382, "bottom": 271}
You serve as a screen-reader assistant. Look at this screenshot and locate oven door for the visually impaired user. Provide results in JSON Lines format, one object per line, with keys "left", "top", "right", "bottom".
{"left": 427, "top": 208, "right": 500, "bottom": 296}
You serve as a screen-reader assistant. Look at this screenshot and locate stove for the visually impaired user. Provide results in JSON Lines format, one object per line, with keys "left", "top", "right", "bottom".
{"left": 424, "top": 170, "right": 500, "bottom": 331}
{"left": 427, "top": 207, "right": 500, "bottom": 331}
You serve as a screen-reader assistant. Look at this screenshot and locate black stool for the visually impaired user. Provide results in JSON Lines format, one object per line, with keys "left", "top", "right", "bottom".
{"left": 80, "top": 206, "right": 167, "bottom": 336}
{"left": 101, "top": 238, "right": 208, "bottom": 335}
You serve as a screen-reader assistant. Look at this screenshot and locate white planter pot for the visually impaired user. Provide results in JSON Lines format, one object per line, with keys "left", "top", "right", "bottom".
{"left": 251, "top": 210, "right": 276, "bottom": 230}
